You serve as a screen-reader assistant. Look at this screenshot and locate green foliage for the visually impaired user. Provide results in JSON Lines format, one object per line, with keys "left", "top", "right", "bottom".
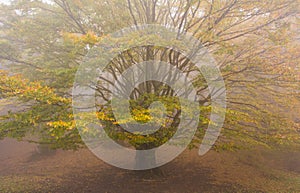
{"left": 0, "top": 0, "right": 299, "bottom": 151}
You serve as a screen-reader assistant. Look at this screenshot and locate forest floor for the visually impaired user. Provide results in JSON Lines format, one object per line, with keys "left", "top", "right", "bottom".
{"left": 0, "top": 138, "right": 300, "bottom": 193}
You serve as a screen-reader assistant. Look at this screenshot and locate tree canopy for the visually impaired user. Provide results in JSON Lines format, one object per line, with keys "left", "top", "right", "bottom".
{"left": 0, "top": 0, "right": 299, "bottom": 151}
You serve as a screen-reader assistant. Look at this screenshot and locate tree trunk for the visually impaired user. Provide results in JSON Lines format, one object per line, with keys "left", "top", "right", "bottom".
{"left": 134, "top": 145, "right": 165, "bottom": 179}
{"left": 135, "top": 148, "right": 156, "bottom": 169}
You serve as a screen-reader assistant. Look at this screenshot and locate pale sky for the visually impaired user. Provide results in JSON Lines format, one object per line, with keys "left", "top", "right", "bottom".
{"left": 0, "top": 0, "right": 10, "bottom": 5}
{"left": 0, "top": 0, "right": 53, "bottom": 5}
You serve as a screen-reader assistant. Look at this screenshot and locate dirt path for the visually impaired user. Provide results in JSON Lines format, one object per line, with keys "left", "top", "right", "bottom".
{"left": 0, "top": 139, "right": 299, "bottom": 193}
